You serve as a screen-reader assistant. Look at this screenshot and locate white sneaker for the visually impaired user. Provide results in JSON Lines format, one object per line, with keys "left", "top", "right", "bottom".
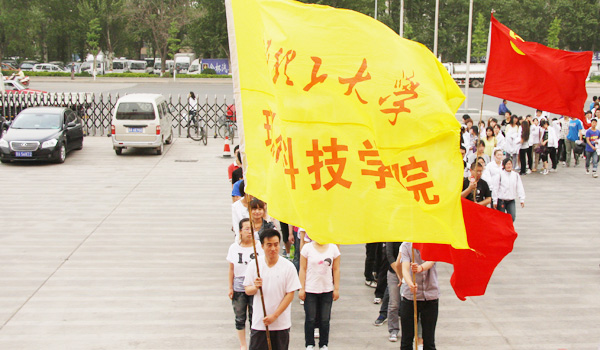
{"left": 549, "top": 168, "right": 556, "bottom": 173}
{"left": 526, "top": 169, "right": 532, "bottom": 174}
{"left": 300, "top": 300, "right": 304, "bottom": 305}
{"left": 594, "top": 172, "right": 598, "bottom": 178}
{"left": 306, "top": 346, "right": 314, "bottom": 350}
{"left": 418, "top": 345, "right": 424, "bottom": 350}
{"left": 586, "top": 169, "right": 590, "bottom": 175}
{"left": 389, "top": 332, "right": 398, "bottom": 342}
{"left": 542, "top": 169, "right": 549, "bottom": 175}
{"left": 319, "top": 346, "right": 328, "bottom": 350}
{"left": 373, "top": 297, "right": 382, "bottom": 304}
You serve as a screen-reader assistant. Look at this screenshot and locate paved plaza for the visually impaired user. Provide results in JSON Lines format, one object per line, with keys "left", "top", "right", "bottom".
{"left": 0, "top": 136, "right": 599, "bottom": 350}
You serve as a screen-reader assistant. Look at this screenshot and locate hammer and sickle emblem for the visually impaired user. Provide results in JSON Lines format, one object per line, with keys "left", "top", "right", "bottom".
{"left": 509, "top": 30, "right": 525, "bottom": 56}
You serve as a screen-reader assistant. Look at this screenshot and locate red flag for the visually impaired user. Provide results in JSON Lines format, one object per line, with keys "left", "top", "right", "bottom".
{"left": 414, "top": 198, "right": 517, "bottom": 301}
{"left": 483, "top": 14, "right": 592, "bottom": 122}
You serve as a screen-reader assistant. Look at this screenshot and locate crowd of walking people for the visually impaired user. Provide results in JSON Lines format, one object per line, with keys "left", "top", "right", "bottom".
{"left": 222, "top": 98, "right": 599, "bottom": 350}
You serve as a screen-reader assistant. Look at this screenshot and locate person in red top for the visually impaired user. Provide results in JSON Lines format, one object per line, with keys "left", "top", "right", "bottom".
{"left": 228, "top": 145, "right": 241, "bottom": 184}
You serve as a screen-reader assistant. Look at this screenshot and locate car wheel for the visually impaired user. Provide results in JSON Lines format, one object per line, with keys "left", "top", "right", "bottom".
{"left": 165, "top": 129, "right": 173, "bottom": 144}
{"left": 55, "top": 143, "right": 66, "bottom": 163}
{"left": 471, "top": 79, "right": 482, "bottom": 88}
{"left": 115, "top": 148, "right": 122, "bottom": 155}
{"left": 156, "top": 141, "right": 163, "bottom": 155}
{"left": 0, "top": 158, "right": 9, "bottom": 164}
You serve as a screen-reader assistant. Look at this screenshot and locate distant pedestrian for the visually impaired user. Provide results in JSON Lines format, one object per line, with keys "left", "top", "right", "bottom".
{"left": 518, "top": 120, "right": 531, "bottom": 175}
{"left": 590, "top": 96, "right": 597, "bottom": 111}
{"left": 298, "top": 239, "right": 341, "bottom": 350}
{"left": 498, "top": 99, "right": 511, "bottom": 116}
{"left": 585, "top": 118, "right": 600, "bottom": 178}
{"left": 244, "top": 229, "right": 301, "bottom": 350}
{"left": 461, "top": 161, "right": 492, "bottom": 206}
{"left": 386, "top": 241, "right": 403, "bottom": 343}
{"left": 565, "top": 115, "right": 584, "bottom": 167}
{"left": 227, "top": 218, "right": 264, "bottom": 350}
{"left": 492, "top": 158, "right": 525, "bottom": 222}
{"left": 539, "top": 119, "right": 559, "bottom": 174}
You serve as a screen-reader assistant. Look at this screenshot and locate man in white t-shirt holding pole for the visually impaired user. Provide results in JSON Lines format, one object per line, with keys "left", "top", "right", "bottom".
{"left": 244, "top": 228, "right": 301, "bottom": 350}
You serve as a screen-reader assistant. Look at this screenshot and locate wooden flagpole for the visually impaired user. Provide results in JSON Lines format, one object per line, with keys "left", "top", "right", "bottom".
{"left": 246, "top": 194, "right": 272, "bottom": 350}
{"left": 411, "top": 245, "right": 418, "bottom": 350}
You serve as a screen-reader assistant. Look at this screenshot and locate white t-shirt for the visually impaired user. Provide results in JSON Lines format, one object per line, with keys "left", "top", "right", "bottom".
{"left": 301, "top": 243, "right": 340, "bottom": 294}
{"left": 231, "top": 199, "right": 249, "bottom": 238}
{"left": 226, "top": 241, "right": 264, "bottom": 292}
{"left": 243, "top": 256, "right": 301, "bottom": 331}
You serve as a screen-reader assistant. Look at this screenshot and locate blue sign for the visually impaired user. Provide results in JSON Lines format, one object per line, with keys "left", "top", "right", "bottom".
{"left": 200, "top": 59, "right": 230, "bottom": 75}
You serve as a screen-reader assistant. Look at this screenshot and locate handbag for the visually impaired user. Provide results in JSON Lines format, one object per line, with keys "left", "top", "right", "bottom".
{"left": 534, "top": 144, "right": 546, "bottom": 154}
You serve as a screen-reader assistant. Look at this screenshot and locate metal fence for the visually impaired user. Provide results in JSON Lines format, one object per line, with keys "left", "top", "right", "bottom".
{"left": 1, "top": 92, "right": 235, "bottom": 138}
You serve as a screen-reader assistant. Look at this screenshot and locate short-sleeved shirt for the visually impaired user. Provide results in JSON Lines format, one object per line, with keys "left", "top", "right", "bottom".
{"left": 231, "top": 179, "right": 243, "bottom": 197}
{"left": 586, "top": 129, "right": 600, "bottom": 152}
{"left": 567, "top": 119, "right": 583, "bottom": 141}
{"left": 463, "top": 177, "right": 491, "bottom": 203}
{"left": 301, "top": 243, "right": 341, "bottom": 294}
{"left": 243, "top": 256, "right": 301, "bottom": 331}
{"left": 399, "top": 242, "right": 439, "bottom": 301}
{"left": 226, "top": 242, "right": 264, "bottom": 292}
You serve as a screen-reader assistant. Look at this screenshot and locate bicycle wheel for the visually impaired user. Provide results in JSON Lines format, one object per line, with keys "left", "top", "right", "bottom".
{"left": 218, "top": 124, "right": 227, "bottom": 139}
{"left": 201, "top": 127, "right": 208, "bottom": 145}
{"left": 188, "top": 124, "right": 202, "bottom": 141}
{"left": 229, "top": 124, "right": 238, "bottom": 139}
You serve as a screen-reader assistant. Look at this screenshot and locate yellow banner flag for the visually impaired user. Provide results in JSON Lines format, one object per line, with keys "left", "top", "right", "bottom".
{"left": 226, "top": 0, "right": 469, "bottom": 248}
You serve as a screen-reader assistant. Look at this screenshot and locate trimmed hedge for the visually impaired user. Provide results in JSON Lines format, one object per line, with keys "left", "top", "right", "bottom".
{"left": 1, "top": 70, "right": 230, "bottom": 79}
{"left": 590, "top": 75, "right": 600, "bottom": 83}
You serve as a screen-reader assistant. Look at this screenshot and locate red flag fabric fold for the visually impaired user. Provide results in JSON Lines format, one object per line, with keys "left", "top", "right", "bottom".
{"left": 414, "top": 198, "right": 518, "bottom": 301}
{"left": 483, "top": 14, "right": 592, "bottom": 122}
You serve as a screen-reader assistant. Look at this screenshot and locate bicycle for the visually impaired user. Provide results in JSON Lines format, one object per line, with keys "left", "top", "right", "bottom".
{"left": 187, "top": 110, "right": 208, "bottom": 145}
{"left": 218, "top": 105, "right": 238, "bottom": 140}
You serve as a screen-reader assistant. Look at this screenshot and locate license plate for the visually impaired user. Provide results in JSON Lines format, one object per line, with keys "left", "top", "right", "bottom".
{"left": 128, "top": 127, "right": 144, "bottom": 133}
{"left": 16, "top": 151, "right": 32, "bottom": 157}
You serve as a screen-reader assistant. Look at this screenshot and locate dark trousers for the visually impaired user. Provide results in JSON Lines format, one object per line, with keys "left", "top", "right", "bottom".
{"left": 249, "top": 329, "right": 290, "bottom": 350}
{"left": 304, "top": 291, "right": 333, "bottom": 347}
{"left": 548, "top": 147, "right": 558, "bottom": 169}
{"left": 400, "top": 298, "right": 439, "bottom": 350}
{"left": 364, "top": 243, "right": 378, "bottom": 281}
{"left": 374, "top": 243, "right": 388, "bottom": 298}
{"left": 497, "top": 199, "right": 516, "bottom": 222}
{"left": 558, "top": 139, "right": 566, "bottom": 162}
{"left": 518, "top": 147, "right": 532, "bottom": 174}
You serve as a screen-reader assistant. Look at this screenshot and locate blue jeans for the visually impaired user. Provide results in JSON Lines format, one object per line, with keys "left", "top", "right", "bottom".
{"left": 585, "top": 151, "right": 599, "bottom": 171}
{"left": 304, "top": 291, "right": 333, "bottom": 347}
{"left": 232, "top": 291, "right": 253, "bottom": 330}
{"left": 498, "top": 199, "right": 516, "bottom": 222}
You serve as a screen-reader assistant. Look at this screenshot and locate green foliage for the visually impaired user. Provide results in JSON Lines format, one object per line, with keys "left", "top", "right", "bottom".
{"left": 472, "top": 13, "right": 487, "bottom": 62}
{"left": 167, "top": 21, "right": 181, "bottom": 59}
{"left": 547, "top": 18, "right": 561, "bottom": 49}
{"left": 589, "top": 75, "right": 600, "bottom": 83}
{"left": 103, "top": 72, "right": 157, "bottom": 77}
{"left": 188, "top": 0, "right": 229, "bottom": 58}
{"left": 201, "top": 68, "right": 217, "bottom": 75}
{"left": 86, "top": 18, "right": 102, "bottom": 53}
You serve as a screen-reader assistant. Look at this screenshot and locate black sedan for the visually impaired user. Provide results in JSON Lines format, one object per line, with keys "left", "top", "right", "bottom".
{"left": 0, "top": 107, "right": 84, "bottom": 163}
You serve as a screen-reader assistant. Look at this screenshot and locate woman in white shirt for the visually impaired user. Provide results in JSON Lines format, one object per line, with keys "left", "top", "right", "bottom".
{"left": 187, "top": 91, "right": 198, "bottom": 128}
{"left": 504, "top": 116, "right": 520, "bottom": 165}
{"left": 530, "top": 118, "right": 542, "bottom": 172}
{"left": 493, "top": 158, "right": 525, "bottom": 222}
{"left": 227, "top": 218, "right": 264, "bottom": 350}
{"left": 299, "top": 240, "right": 341, "bottom": 350}
{"left": 494, "top": 124, "right": 505, "bottom": 151}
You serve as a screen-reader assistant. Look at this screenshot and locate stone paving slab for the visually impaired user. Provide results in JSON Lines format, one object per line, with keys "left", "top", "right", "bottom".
{"left": 0, "top": 136, "right": 599, "bottom": 350}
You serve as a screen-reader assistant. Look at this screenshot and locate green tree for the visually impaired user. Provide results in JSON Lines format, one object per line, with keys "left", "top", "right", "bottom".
{"left": 547, "top": 18, "right": 561, "bottom": 49}
{"left": 472, "top": 12, "right": 487, "bottom": 62}
{"left": 87, "top": 18, "right": 102, "bottom": 75}
{"left": 187, "top": 0, "right": 228, "bottom": 58}
{"left": 167, "top": 21, "right": 181, "bottom": 59}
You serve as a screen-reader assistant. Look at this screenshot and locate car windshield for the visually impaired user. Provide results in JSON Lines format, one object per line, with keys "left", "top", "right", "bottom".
{"left": 12, "top": 113, "right": 62, "bottom": 129}
{"left": 20, "top": 63, "right": 34, "bottom": 69}
{"left": 130, "top": 62, "right": 145, "bottom": 69}
{"left": 113, "top": 62, "right": 124, "bottom": 69}
{"left": 116, "top": 102, "right": 155, "bottom": 120}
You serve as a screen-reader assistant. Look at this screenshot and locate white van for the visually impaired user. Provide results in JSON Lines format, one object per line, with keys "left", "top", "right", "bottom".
{"left": 128, "top": 60, "right": 147, "bottom": 73}
{"left": 111, "top": 94, "right": 174, "bottom": 155}
{"left": 111, "top": 59, "right": 130, "bottom": 73}
{"left": 188, "top": 59, "right": 200, "bottom": 75}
